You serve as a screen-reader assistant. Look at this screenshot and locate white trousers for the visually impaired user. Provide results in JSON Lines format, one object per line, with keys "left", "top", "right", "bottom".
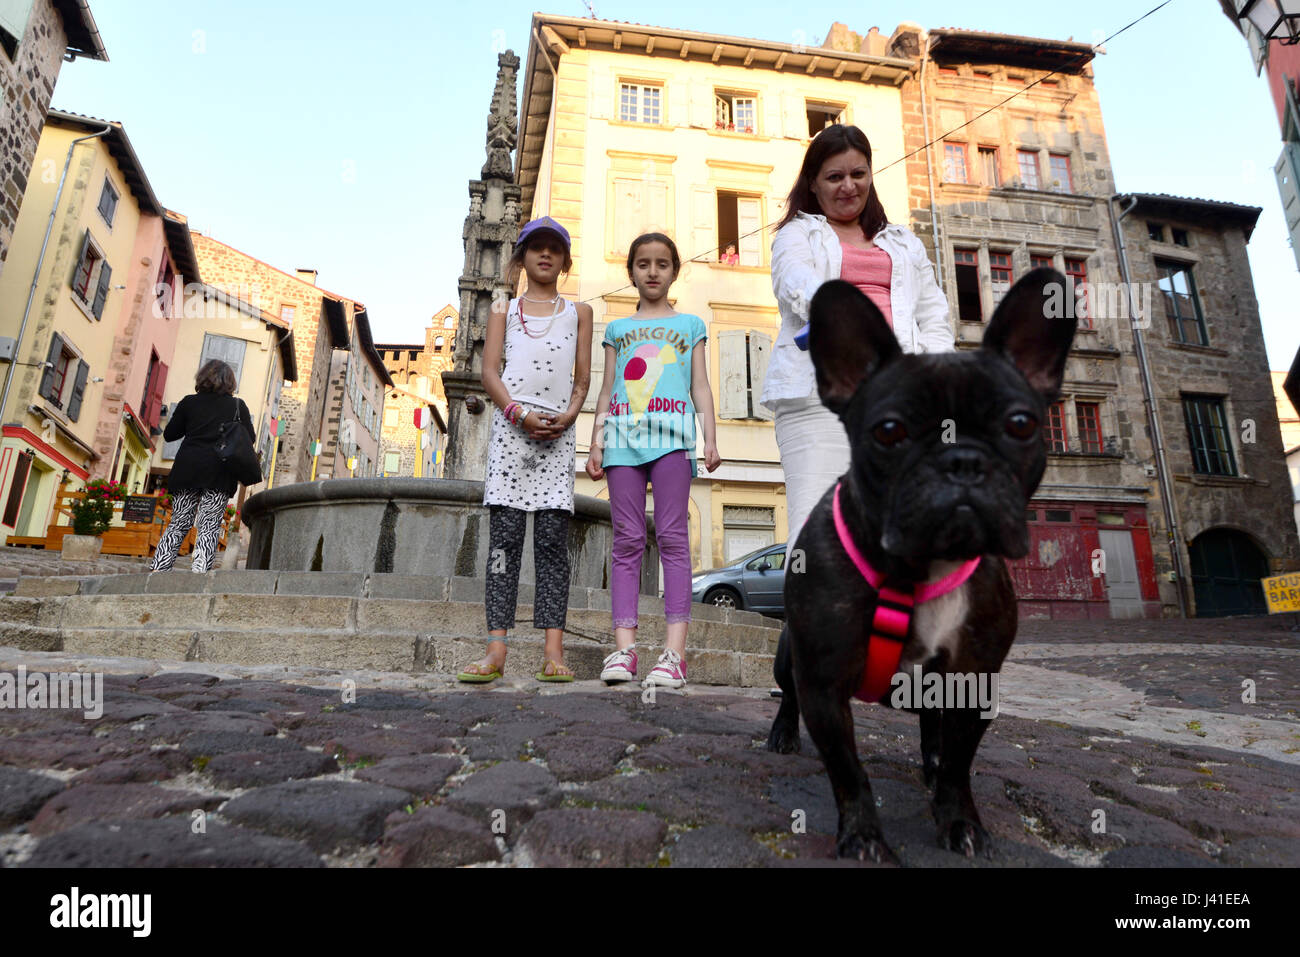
{"left": 772, "top": 395, "right": 851, "bottom": 542}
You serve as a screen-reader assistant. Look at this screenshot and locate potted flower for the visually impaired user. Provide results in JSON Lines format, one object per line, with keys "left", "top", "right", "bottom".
{"left": 63, "top": 478, "right": 125, "bottom": 561}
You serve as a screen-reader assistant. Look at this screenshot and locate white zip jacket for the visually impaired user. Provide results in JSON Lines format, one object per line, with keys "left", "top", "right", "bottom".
{"left": 759, "top": 212, "right": 955, "bottom": 410}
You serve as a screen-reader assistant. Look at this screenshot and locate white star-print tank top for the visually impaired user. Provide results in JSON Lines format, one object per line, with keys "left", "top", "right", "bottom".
{"left": 499, "top": 297, "right": 578, "bottom": 415}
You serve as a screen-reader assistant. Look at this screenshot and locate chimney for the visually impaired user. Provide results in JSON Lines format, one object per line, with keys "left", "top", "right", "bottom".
{"left": 297, "top": 268, "right": 318, "bottom": 285}
{"left": 862, "top": 26, "right": 887, "bottom": 57}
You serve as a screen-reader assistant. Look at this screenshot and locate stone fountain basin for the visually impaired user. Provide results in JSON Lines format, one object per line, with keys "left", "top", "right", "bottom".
{"left": 241, "top": 478, "right": 657, "bottom": 593}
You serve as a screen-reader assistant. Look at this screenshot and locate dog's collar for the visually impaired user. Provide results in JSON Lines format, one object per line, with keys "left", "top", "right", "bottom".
{"left": 832, "top": 482, "right": 981, "bottom": 703}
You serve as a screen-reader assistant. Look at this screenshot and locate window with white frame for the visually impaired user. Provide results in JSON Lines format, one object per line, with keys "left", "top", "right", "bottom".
{"left": 619, "top": 82, "right": 662, "bottom": 124}
{"left": 716, "top": 191, "right": 762, "bottom": 267}
{"left": 806, "top": 101, "right": 845, "bottom": 137}
{"left": 714, "top": 91, "right": 756, "bottom": 133}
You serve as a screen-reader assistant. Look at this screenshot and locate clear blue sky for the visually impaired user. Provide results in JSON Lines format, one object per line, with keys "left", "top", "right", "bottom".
{"left": 49, "top": 0, "right": 1300, "bottom": 369}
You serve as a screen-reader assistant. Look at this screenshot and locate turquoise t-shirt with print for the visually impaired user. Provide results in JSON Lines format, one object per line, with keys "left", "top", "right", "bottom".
{"left": 602, "top": 313, "right": 708, "bottom": 477}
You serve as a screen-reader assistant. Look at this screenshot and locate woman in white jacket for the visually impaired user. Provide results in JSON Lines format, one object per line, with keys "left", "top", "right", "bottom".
{"left": 761, "top": 124, "right": 955, "bottom": 538}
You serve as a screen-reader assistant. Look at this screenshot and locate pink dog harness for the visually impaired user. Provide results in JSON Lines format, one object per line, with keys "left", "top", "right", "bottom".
{"left": 832, "top": 482, "right": 981, "bottom": 703}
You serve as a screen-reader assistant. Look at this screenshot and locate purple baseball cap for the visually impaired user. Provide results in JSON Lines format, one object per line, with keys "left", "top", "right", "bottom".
{"left": 517, "top": 216, "right": 571, "bottom": 251}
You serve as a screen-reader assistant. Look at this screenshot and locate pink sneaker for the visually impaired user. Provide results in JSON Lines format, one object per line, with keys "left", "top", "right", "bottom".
{"left": 600, "top": 646, "right": 638, "bottom": 683}
{"left": 643, "top": 649, "right": 686, "bottom": 689}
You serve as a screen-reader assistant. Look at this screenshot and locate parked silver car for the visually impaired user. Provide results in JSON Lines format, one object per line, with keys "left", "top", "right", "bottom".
{"left": 690, "top": 543, "right": 787, "bottom": 617}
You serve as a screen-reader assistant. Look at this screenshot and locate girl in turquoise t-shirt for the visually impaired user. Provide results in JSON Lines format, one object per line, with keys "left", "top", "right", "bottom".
{"left": 586, "top": 233, "right": 721, "bottom": 689}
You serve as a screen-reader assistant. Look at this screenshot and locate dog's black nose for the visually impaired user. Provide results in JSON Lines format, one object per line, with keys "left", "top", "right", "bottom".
{"left": 941, "top": 447, "right": 987, "bottom": 485}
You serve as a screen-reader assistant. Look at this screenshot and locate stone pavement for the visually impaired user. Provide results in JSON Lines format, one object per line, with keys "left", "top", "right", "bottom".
{"left": 0, "top": 616, "right": 1297, "bottom": 867}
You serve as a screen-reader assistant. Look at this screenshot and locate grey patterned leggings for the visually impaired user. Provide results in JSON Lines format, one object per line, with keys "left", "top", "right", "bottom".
{"left": 150, "top": 488, "right": 228, "bottom": 572}
{"left": 485, "top": 506, "right": 570, "bottom": 633}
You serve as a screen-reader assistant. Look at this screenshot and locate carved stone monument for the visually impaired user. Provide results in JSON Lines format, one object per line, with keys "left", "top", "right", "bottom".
{"left": 441, "top": 50, "right": 522, "bottom": 482}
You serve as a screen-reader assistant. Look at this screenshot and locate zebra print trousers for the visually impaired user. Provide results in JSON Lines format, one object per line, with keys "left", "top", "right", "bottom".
{"left": 149, "top": 488, "right": 229, "bottom": 572}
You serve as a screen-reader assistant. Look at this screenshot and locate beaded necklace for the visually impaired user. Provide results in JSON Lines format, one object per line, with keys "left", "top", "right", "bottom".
{"left": 516, "top": 295, "right": 564, "bottom": 339}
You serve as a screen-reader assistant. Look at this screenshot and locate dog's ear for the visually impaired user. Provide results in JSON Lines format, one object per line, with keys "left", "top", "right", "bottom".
{"left": 810, "top": 280, "right": 902, "bottom": 415}
{"left": 981, "top": 267, "right": 1077, "bottom": 401}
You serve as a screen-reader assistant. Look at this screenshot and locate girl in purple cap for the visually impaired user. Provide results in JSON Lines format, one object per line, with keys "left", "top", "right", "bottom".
{"left": 458, "top": 217, "right": 593, "bottom": 684}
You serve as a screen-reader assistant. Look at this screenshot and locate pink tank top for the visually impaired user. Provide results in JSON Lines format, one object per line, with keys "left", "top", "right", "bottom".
{"left": 839, "top": 243, "right": 893, "bottom": 328}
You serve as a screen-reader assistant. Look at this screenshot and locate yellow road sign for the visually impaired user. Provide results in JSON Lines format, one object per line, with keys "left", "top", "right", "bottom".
{"left": 1262, "top": 572, "right": 1300, "bottom": 613}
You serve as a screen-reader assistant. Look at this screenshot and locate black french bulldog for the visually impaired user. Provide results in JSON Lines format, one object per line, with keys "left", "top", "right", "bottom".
{"left": 766, "top": 267, "right": 1077, "bottom": 863}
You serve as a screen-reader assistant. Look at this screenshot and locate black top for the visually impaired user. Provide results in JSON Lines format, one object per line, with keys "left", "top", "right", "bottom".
{"left": 164, "top": 392, "right": 257, "bottom": 497}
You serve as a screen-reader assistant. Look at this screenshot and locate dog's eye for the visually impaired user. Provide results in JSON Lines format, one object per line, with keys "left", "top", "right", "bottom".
{"left": 872, "top": 420, "right": 907, "bottom": 446}
{"left": 1005, "top": 412, "right": 1037, "bottom": 439}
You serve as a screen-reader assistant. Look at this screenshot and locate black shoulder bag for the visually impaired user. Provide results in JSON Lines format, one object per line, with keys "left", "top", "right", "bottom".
{"left": 215, "top": 396, "right": 264, "bottom": 487}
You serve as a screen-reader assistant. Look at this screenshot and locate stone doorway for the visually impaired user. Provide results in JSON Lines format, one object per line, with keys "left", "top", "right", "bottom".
{"left": 1189, "top": 528, "right": 1268, "bottom": 617}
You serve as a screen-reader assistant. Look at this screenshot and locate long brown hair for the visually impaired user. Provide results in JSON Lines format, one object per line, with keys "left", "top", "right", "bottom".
{"left": 776, "top": 125, "right": 889, "bottom": 237}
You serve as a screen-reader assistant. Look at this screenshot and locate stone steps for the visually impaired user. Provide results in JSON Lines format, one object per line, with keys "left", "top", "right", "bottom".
{"left": 0, "top": 572, "right": 781, "bottom": 687}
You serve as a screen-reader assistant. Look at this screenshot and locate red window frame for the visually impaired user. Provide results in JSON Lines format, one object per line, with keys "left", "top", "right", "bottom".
{"left": 1045, "top": 401, "right": 1068, "bottom": 452}
{"left": 953, "top": 247, "right": 981, "bottom": 323}
{"left": 1049, "top": 153, "right": 1073, "bottom": 192}
{"left": 978, "top": 146, "right": 1000, "bottom": 186}
{"left": 943, "top": 143, "right": 968, "bottom": 183}
{"left": 73, "top": 247, "right": 100, "bottom": 301}
{"left": 1017, "top": 149, "right": 1040, "bottom": 188}
{"left": 1065, "top": 257, "right": 1091, "bottom": 330}
{"left": 1076, "top": 401, "right": 1102, "bottom": 453}
{"left": 989, "top": 252, "right": 1013, "bottom": 307}
{"left": 989, "top": 252, "right": 1012, "bottom": 284}
{"left": 50, "top": 351, "right": 71, "bottom": 403}
{"left": 1030, "top": 254, "right": 1053, "bottom": 270}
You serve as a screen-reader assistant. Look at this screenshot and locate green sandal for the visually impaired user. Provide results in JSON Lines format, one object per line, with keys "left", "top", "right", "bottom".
{"left": 536, "top": 659, "right": 575, "bottom": 682}
{"left": 457, "top": 660, "right": 504, "bottom": 683}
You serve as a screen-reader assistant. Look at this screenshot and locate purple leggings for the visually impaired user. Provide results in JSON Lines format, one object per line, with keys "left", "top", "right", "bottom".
{"left": 607, "top": 450, "right": 693, "bottom": 628}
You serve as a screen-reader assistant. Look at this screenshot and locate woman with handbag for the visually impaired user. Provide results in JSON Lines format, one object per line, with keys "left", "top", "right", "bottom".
{"left": 149, "top": 358, "right": 259, "bottom": 572}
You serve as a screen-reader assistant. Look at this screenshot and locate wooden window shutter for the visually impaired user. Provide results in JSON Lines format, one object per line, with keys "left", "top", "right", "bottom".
{"left": 781, "top": 93, "right": 804, "bottom": 139}
{"left": 590, "top": 69, "right": 612, "bottom": 119}
{"left": 747, "top": 330, "right": 773, "bottom": 420}
{"left": 688, "top": 87, "right": 712, "bottom": 129}
{"left": 146, "top": 360, "right": 168, "bottom": 429}
{"left": 66, "top": 360, "right": 89, "bottom": 422}
{"left": 582, "top": 323, "right": 607, "bottom": 412}
{"left": 717, "top": 330, "right": 748, "bottom": 419}
{"left": 39, "top": 334, "right": 64, "bottom": 400}
{"left": 69, "top": 230, "right": 90, "bottom": 293}
{"left": 737, "top": 198, "right": 762, "bottom": 266}
{"left": 91, "top": 260, "right": 112, "bottom": 319}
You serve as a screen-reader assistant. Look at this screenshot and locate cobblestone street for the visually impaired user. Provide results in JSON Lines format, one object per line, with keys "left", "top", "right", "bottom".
{"left": 0, "top": 615, "right": 1296, "bottom": 867}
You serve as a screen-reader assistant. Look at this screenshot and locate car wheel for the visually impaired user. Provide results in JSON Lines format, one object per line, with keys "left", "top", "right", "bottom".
{"left": 705, "top": 587, "right": 741, "bottom": 609}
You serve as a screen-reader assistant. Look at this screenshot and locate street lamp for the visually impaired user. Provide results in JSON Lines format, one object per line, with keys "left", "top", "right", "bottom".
{"left": 1236, "top": 0, "right": 1300, "bottom": 43}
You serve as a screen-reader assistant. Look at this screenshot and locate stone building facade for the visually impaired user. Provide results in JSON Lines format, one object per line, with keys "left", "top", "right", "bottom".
{"left": 1117, "top": 193, "right": 1299, "bottom": 616}
{"left": 191, "top": 235, "right": 389, "bottom": 484}
{"left": 0, "top": 0, "right": 105, "bottom": 277}
{"left": 375, "top": 303, "right": 458, "bottom": 402}
{"left": 890, "top": 26, "right": 1170, "bottom": 617}
{"left": 377, "top": 384, "right": 445, "bottom": 478}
